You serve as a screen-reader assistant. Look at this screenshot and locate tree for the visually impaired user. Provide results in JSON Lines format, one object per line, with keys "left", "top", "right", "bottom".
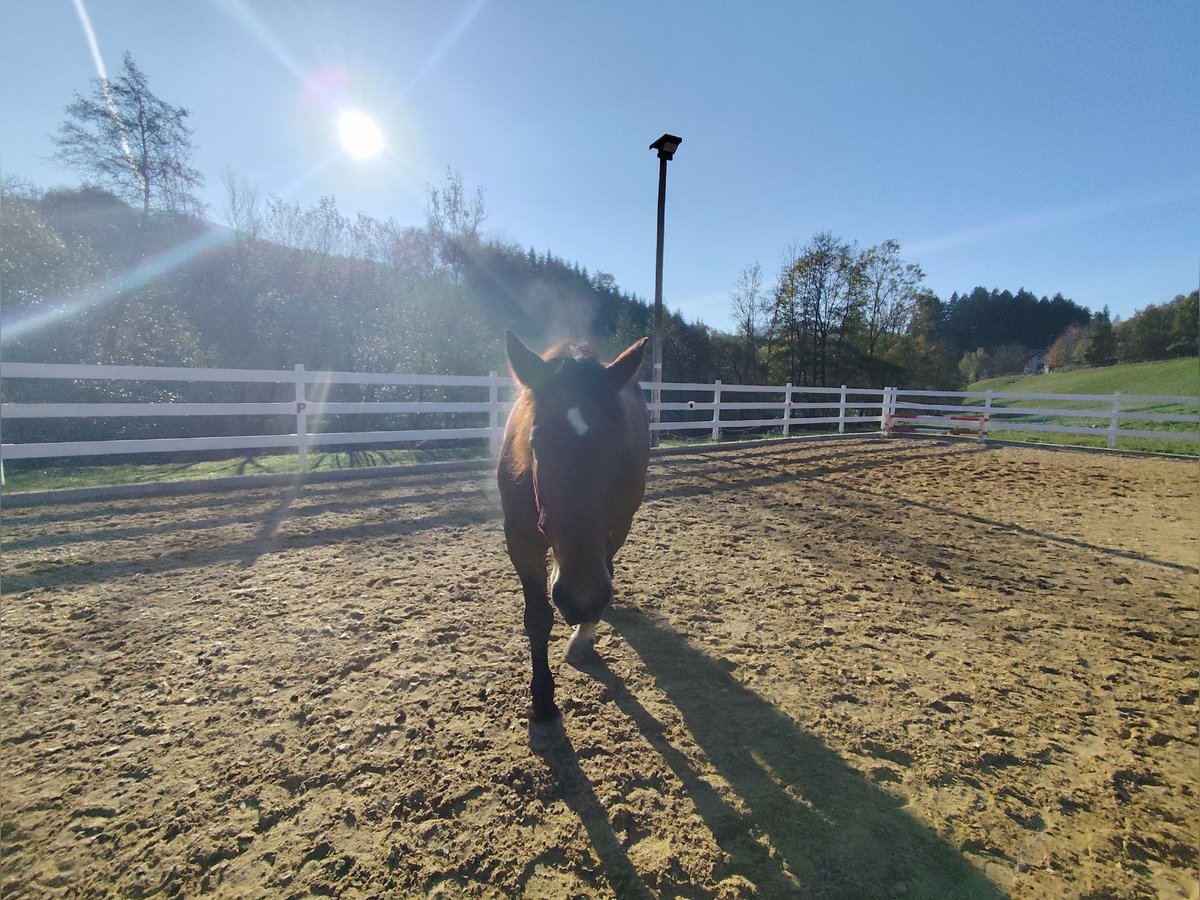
{"left": 0, "top": 188, "right": 101, "bottom": 361}
{"left": 52, "top": 52, "right": 203, "bottom": 218}
{"left": 1113, "top": 292, "right": 1199, "bottom": 363}
{"left": 1083, "top": 308, "right": 1115, "bottom": 367}
{"left": 1167, "top": 291, "right": 1198, "bottom": 358}
{"left": 219, "top": 167, "right": 263, "bottom": 245}
{"left": 1116, "top": 303, "right": 1173, "bottom": 362}
{"left": 728, "top": 262, "right": 764, "bottom": 383}
{"left": 1045, "top": 323, "right": 1088, "bottom": 370}
{"left": 891, "top": 290, "right": 959, "bottom": 389}
{"left": 426, "top": 167, "right": 487, "bottom": 279}
{"left": 958, "top": 347, "right": 987, "bottom": 384}
{"left": 782, "top": 232, "right": 862, "bottom": 385}
{"left": 941, "top": 286, "right": 1089, "bottom": 356}
{"left": 859, "top": 239, "right": 923, "bottom": 358}
{"left": 764, "top": 243, "right": 805, "bottom": 384}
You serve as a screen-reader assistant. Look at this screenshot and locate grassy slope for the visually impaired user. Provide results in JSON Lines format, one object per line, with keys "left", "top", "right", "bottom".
{"left": 971, "top": 356, "right": 1199, "bottom": 398}
{"left": 968, "top": 357, "right": 1198, "bottom": 454}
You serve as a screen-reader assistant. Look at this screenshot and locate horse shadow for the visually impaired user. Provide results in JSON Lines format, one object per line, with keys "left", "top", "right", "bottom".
{"left": 535, "top": 736, "right": 654, "bottom": 899}
{"left": 572, "top": 606, "right": 1005, "bottom": 899}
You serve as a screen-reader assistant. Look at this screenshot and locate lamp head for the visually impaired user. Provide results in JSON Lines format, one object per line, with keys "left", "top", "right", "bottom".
{"left": 649, "top": 133, "right": 683, "bottom": 161}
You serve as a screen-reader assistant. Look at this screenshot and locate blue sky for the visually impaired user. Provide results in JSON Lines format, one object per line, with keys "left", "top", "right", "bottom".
{"left": 2, "top": 1, "right": 1197, "bottom": 334}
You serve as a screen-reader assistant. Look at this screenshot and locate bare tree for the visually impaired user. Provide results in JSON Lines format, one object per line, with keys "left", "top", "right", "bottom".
{"left": 728, "top": 262, "right": 764, "bottom": 383}
{"left": 53, "top": 52, "right": 203, "bottom": 218}
{"left": 262, "top": 196, "right": 305, "bottom": 250}
{"left": 859, "top": 239, "right": 923, "bottom": 358}
{"left": 426, "top": 167, "right": 487, "bottom": 279}
{"left": 219, "top": 167, "right": 262, "bottom": 244}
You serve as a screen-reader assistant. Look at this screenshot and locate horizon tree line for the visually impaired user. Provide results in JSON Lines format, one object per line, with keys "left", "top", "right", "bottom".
{"left": 6, "top": 50, "right": 1193, "bottom": 397}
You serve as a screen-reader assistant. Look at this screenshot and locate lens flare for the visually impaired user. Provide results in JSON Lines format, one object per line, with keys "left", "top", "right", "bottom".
{"left": 337, "top": 110, "right": 384, "bottom": 160}
{"left": 0, "top": 230, "right": 231, "bottom": 346}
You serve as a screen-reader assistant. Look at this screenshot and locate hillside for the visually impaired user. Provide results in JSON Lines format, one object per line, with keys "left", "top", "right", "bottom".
{"left": 971, "top": 357, "right": 1199, "bottom": 398}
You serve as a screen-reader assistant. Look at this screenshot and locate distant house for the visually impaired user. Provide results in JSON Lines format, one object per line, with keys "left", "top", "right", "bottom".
{"left": 1024, "top": 353, "right": 1048, "bottom": 375}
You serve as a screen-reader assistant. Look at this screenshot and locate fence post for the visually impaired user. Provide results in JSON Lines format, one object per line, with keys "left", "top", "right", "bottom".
{"left": 783, "top": 382, "right": 792, "bottom": 437}
{"left": 711, "top": 380, "right": 722, "bottom": 442}
{"left": 1107, "top": 391, "right": 1122, "bottom": 449}
{"left": 839, "top": 384, "right": 848, "bottom": 434}
{"left": 981, "top": 389, "right": 994, "bottom": 443}
{"left": 488, "top": 371, "right": 500, "bottom": 456}
{"left": 295, "top": 363, "right": 309, "bottom": 472}
{"left": 880, "top": 387, "right": 893, "bottom": 435}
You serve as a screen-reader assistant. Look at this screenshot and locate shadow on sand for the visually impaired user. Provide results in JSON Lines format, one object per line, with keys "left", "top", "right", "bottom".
{"left": 559, "top": 606, "right": 1006, "bottom": 898}
{"left": 535, "top": 735, "right": 654, "bottom": 899}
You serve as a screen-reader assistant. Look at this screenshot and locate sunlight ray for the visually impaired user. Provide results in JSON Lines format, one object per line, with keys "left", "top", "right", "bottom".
{"left": 214, "top": 0, "right": 309, "bottom": 82}
{"left": 1, "top": 229, "right": 231, "bottom": 346}
{"left": 70, "top": 0, "right": 108, "bottom": 81}
{"left": 306, "top": 372, "right": 335, "bottom": 435}
{"left": 403, "top": 0, "right": 488, "bottom": 94}
{"left": 69, "top": 0, "right": 135, "bottom": 169}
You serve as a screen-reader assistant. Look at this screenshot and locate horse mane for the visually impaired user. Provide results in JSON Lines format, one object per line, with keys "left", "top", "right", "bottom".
{"left": 506, "top": 400, "right": 535, "bottom": 477}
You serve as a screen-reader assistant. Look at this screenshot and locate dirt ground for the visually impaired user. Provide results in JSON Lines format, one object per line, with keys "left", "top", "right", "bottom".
{"left": 1, "top": 437, "right": 1197, "bottom": 899}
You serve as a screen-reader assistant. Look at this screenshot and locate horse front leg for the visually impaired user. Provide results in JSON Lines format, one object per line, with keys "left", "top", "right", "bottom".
{"left": 521, "top": 576, "right": 566, "bottom": 750}
{"left": 506, "top": 519, "right": 565, "bottom": 749}
{"left": 521, "top": 576, "right": 557, "bottom": 719}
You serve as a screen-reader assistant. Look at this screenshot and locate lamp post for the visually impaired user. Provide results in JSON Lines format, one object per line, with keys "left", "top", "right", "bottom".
{"left": 649, "top": 133, "right": 681, "bottom": 448}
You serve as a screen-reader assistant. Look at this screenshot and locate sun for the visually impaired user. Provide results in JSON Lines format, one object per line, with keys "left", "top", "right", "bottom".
{"left": 337, "top": 109, "right": 385, "bottom": 160}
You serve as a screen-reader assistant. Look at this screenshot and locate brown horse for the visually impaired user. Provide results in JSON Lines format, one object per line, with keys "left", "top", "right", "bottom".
{"left": 498, "top": 331, "right": 649, "bottom": 749}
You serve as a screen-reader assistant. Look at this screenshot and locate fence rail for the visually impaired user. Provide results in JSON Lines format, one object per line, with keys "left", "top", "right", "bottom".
{"left": 1, "top": 363, "right": 1197, "bottom": 474}
{"left": 881, "top": 386, "right": 1200, "bottom": 448}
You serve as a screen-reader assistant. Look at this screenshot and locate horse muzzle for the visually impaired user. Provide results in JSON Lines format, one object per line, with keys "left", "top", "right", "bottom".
{"left": 551, "top": 577, "right": 613, "bottom": 627}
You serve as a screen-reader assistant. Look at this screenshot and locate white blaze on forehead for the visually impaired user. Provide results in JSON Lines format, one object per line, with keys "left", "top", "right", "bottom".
{"left": 566, "top": 406, "right": 590, "bottom": 437}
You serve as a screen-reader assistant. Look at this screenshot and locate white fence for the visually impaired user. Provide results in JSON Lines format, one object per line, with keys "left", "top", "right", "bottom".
{"left": 1, "top": 362, "right": 1196, "bottom": 473}
{"left": 0, "top": 363, "right": 510, "bottom": 472}
{"left": 882, "top": 387, "right": 1200, "bottom": 449}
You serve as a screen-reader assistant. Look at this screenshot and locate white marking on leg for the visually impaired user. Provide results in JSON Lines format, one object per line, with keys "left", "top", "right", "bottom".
{"left": 566, "top": 406, "right": 589, "bottom": 437}
{"left": 565, "top": 621, "right": 597, "bottom": 663}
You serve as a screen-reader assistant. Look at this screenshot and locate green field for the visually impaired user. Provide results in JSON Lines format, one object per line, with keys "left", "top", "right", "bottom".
{"left": 968, "top": 357, "right": 1199, "bottom": 454}
{"left": 971, "top": 356, "right": 1199, "bottom": 398}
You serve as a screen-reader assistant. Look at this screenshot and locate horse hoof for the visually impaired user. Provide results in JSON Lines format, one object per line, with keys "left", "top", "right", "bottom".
{"left": 564, "top": 637, "right": 595, "bottom": 665}
{"left": 564, "top": 623, "right": 598, "bottom": 665}
{"left": 528, "top": 715, "right": 566, "bottom": 752}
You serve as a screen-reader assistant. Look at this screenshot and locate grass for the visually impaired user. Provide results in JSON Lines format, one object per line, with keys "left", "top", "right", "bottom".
{"left": 967, "top": 357, "right": 1199, "bottom": 456}
{"left": 1, "top": 446, "right": 488, "bottom": 494}
{"left": 971, "top": 356, "right": 1199, "bottom": 398}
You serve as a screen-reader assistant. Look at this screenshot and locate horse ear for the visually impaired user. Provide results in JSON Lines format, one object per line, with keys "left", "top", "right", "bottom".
{"left": 506, "top": 331, "right": 551, "bottom": 391}
{"left": 606, "top": 337, "right": 648, "bottom": 388}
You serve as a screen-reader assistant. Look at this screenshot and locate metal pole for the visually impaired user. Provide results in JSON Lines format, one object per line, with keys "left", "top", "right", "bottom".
{"left": 651, "top": 155, "right": 667, "bottom": 447}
